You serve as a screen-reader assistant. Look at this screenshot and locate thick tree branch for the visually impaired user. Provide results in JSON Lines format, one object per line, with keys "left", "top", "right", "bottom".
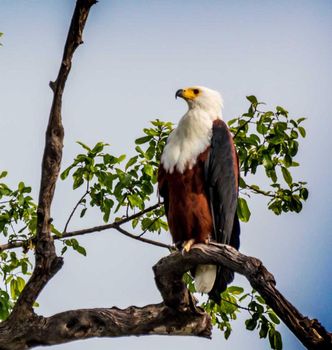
{"left": 153, "top": 243, "right": 332, "bottom": 350}
{"left": 0, "top": 304, "right": 211, "bottom": 349}
{"left": 1, "top": 240, "right": 331, "bottom": 349}
{"left": 9, "top": 0, "right": 96, "bottom": 320}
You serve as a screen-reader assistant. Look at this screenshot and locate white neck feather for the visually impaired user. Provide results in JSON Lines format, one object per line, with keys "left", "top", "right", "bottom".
{"left": 161, "top": 106, "right": 222, "bottom": 174}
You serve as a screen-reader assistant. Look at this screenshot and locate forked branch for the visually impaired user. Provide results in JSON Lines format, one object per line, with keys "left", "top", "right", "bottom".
{"left": 8, "top": 0, "right": 97, "bottom": 321}
{"left": 153, "top": 244, "right": 332, "bottom": 350}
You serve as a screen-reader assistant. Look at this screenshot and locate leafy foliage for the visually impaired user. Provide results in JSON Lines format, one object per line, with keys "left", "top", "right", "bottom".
{"left": 60, "top": 120, "right": 172, "bottom": 234}
{"left": 229, "top": 96, "right": 308, "bottom": 221}
{"left": 204, "top": 288, "right": 282, "bottom": 349}
{"left": 0, "top": 98, "right": 308, "bottom": 349}
{"left": 0, "top": 173, "right": 35, "bottom": 319}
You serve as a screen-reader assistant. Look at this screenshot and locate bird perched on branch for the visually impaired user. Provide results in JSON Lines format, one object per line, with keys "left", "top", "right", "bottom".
{"left": 158, "top": 86, "right": 240, "bottom": 302}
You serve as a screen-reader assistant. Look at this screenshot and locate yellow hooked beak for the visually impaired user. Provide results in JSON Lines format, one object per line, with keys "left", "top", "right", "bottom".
{"left": 175, "top": 87, "right": 200, "bottom": 100}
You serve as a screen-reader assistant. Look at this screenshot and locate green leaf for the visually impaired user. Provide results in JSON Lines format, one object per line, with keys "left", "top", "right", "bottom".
{"left": 227, "top": 286, "right": 244, "bottom": 295}
{"left": 256, "top": 295, "right": 266, "bottom": 304}
{"left": 16, "top": 277, "right": 25, "bottom": 293}
{"left": 298, "top": 126, "right": 306, "bottom": 138}
{"left": 77, "top": 141, "right": 91, "bottom": 151}
{"left": 300, "top": 188, "right": 309, "bottom": 200}
{"left": 125, "top": 156, "right": 138, "bottom": 170}
{"left": 60, "top": 166, "right": 73, "bottom": 180}
{"left": 276, "top": 106, "right": 288, "bottom": 115}
{"left": 135, "top": 136, "right": 152, "bottom": 145}
{"left": 259, "top": 321, "right": 269, "bottom": 338}
{"left": 237, "top": 198, "right": 251, "bottom": 222}
{"left": 274, "top": 330, "right": 283, "bottom": 350}
{"left": 143, "top": 164, "right": 154, "bottom": 177}
{"left": 73, "top": 176, "right": 84, "bottom": 189}
{"left": 246, "top": 95, "right": 258, "bottom": 105}
{"left": 75, "top": 245, "right": 87, "bottom": 256}
{"left": 245, "top": 317, "right": 257, "bottom": 331}
{"left": 10, "top": 279, "right": 18, "bottom": 299}
{"left": 91, "top": 142, "right": 106, "bottom": 154}
{"left": 281, "top": 167, "right": 292, "bottom": 186}
{"left": 268, "top": 311, "right": 280, "bottom": 324}
{"left": 80, "top": 208, "right": 87, "bottom": 218}
{"left": 117, "top": 154, "right": 126, "bottom": 163}
{"left": 263, "top": 154, "right": 274, "bottom": 170}
{"left": 0, "top": 171, "right": 8, "bottom": 179}
{"left": 297, "top": 117, "right": 306, "bottom": 124}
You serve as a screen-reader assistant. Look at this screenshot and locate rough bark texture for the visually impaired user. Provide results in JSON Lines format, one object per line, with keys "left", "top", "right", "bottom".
{"left": 0, "top": 304, "right": 211, "bottom": 349}
{"left": 0, "top": 1, "right": 331, "bottom": 350}
{"left": 8, "top": 0, "right": 96, "bottom": 322}
{"left": 153, "top": 244, "right": 332, "bottom": 350}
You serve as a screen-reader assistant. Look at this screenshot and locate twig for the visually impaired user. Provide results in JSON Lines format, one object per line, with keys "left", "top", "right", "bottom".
{"left": 138, "top": 213, "right": 164, "bottom": 237}
{"left": 246, "top": 184, "right": 274, "bottom": 198}
{"left": 63, "top": 182, "right": 90, "bottom": 233}
{"left": 114, "top": 225, "right": 172, "bottom": 250}
{"left": 62, "top": 202, "right": 162, "bottom": 238}
{"left": 0, "top": 203, "right": 164, "bottom": 252}
{"left": 232, "top": 113, "right": 256, "bottom": 140}
{"left": 220, "top": 297, "right": 251, "bottom": 312}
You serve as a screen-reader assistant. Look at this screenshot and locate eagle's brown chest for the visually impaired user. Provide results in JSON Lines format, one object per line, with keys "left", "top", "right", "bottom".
{"left": 162, "top": 149, "right": 213, "bottom": 247}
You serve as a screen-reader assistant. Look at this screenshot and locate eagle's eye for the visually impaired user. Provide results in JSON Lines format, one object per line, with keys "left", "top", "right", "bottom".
{"left": 193, "top": 89, "right": 199, "bottom": 95}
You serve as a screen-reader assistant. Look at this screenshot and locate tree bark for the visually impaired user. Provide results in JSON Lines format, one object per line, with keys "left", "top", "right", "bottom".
{"left": 1, "top": 243, "right": 331, "bottom": 349}
{"left": 6, "top": 0, "right": 97, "bottom": 328}
{"left": 0, "top": 304, "right": 211, "bottom": 349}
{"left": 153, "top": 244, "right": 332, "bottom": 350}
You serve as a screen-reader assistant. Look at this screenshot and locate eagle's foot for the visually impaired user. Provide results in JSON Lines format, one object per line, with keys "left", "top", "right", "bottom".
{"left": 182, "top": 239, "right": 195, "bottom": 254}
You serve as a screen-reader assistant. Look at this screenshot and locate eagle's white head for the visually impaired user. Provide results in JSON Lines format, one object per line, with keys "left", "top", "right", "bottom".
{"left": 175, "top": 85, "right": 223, "bottom": 118}
{"left": 161, "top": 86, "right": 224, "bottom": 173}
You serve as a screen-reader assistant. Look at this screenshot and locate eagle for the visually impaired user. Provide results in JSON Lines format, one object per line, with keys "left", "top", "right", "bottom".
{"left": 158, "top": 86, "right": 240, "bottom": 303}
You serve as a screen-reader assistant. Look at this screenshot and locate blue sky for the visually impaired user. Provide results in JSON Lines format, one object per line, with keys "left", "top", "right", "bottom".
{"left": 0, "top": 1, "right": 331, "bottom": 349}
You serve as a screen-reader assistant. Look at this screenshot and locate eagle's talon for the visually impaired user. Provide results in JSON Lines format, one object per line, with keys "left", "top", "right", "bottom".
{"left": 182, "top": 239, "right": 195, "bottom": 254}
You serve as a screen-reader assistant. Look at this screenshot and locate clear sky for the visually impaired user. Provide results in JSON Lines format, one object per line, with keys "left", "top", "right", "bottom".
{"left": 0, "top": 1, "right": 331, "bottom": 349}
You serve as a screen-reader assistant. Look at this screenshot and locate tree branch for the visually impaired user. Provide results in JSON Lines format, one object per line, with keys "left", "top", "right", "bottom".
{"left": 8, "top": 0, "right": 96, "bottom": 321}
{"left": 0, "top": 203, "right": 166, "bottom": 253}
{"left": 153, "top": 243, "right": 332, "bottom": 350}
{"left": 1, "top": 241, "right": 330, "bottom": 349}
{"left": 0, "top": 304, "right": 211, "bottom": 349}
{"left": 63, "top": 182, "right": 90, "bottom": 233}
{"left": 113, "top": 224, "right": 172, "bottom": 250}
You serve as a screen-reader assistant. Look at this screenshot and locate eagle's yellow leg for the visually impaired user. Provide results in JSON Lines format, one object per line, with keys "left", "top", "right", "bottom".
{"left": 182, "top": 239, "right": 195, "bottom": 253}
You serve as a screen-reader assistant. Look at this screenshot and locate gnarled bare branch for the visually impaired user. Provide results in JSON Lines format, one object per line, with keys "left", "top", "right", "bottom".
{"left": 0, "top": 304, "right": 211, "bottom": 350}
{"left": 153, "top": 243, "right": 332, "bottom": 350}
{"left": 8, "top": 0, "right": 97, "bottom": 321}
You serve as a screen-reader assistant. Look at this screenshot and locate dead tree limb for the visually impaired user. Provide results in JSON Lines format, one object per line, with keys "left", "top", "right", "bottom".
{"left": 153, "top": 244, "right": 332, "bottom": 350}
{"left": 8, "top": 0, "right": 97, "bottom": 322}
{"left": 0, "top": 304, "right": 211, "bottom": 349}
{"left": 1, "top": 243, "right": 331, "bottom": 349}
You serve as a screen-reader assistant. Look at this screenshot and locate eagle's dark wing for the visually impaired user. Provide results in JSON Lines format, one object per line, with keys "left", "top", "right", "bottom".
{"left": 205, "top": 119, "right": 240, "bottom": 302}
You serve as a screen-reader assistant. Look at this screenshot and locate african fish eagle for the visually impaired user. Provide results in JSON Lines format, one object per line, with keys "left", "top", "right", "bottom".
{"left": 158, "top": 86, "right": 240, "bottom": 302}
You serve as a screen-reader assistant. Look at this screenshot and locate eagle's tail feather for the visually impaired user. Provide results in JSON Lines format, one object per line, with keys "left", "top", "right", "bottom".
{"left": 208, "top": 266, "right": 234, "bottom": 303}
{"left": 208, "top": 214, "right": 240, "bottom": 303}
{"left": 194, "top": 264, "right": 217, "bottom": 293}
